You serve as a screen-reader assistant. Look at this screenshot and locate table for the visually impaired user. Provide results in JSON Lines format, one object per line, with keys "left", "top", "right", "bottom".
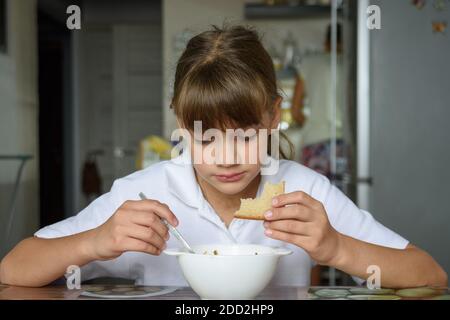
{"left": 0, "top": 285, "right": 303, "bottom": 300}
{"left": 0, "top": 285, "right": 448, "bottom": 300}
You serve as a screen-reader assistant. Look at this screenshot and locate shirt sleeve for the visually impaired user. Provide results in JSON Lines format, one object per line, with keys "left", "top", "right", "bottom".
{"left": 33, "top": 180, "right": 132, "bottom": 281}
{"left": 311, "top": 175, "right": 409, "bottom": 284}
{"left": 34, "top": 180, "right": 126, "bottom": 239}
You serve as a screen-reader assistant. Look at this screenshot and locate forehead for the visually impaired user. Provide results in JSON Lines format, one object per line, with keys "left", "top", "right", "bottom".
{"left": 188, "top": 123, "right": 266, "bottom": 135}
{"left": 182, "top": 111, "right": 272, "bottom": 131}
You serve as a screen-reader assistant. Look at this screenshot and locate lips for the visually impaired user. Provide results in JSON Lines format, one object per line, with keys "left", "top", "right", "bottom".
{"left": 214, "top": 172, "right": 246, "bottom": 183}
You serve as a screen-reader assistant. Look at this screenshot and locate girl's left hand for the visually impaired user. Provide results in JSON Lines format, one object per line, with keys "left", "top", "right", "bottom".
{"left": 263, "top": 191, "right": 342, "bottom": 266}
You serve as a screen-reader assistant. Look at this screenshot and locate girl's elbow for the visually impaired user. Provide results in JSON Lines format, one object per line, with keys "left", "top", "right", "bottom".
{"left": 435, "top": 267, "right": 448, "bottom": 287}
{"left": 428, "top": 253, "right": 448, "bottom": 287}
{"left": 425, "top": 258, "right": 448, "bottom": 287}
{"left": 409, "top": 245, "right": 448, "bottom": 287}
{"left": 0, "top": 238, "right": 41, "bottom": 287}
{"left": 0, "top": 255, "right": 15, "bottom": 286}
{"left": 0, "top": 254, "right": 28, "bottom": 286}
{"left": 0, "top": 256, "right": 46, "bottom": 287}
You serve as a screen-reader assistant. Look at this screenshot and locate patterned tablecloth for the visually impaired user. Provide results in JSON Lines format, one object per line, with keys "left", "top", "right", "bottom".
{"left": 0, "top": 284, "right": 449, "bottom": 300}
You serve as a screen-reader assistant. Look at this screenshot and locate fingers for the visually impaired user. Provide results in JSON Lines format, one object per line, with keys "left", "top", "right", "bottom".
{"left": 272, "top": 191, "right": 319, "bottom": 209}
{"left": 125, "top": 225, "right": 166, "bottom": 251}
{"left": 129, "top": 211, "right": 169, "bottom": 239}
{"left": 264, "top": 228, "right": 308, "bottom": 247}
{"left": 121, "top": 237, "right": 161, "bottom": 255}
{"left": 264, "top": 219, "right": 310, "bottom": 236}
{"left": 264, "top": 205, "right": 312, "bottom": 222}
{"left": 122, "top": 200, "right": 179, "bottom": 226}
{"left": 150, "top": 201, "right": 179, "bottom": 227}
{"left": 148, "top": 218, "right": 170, "bottom": 241}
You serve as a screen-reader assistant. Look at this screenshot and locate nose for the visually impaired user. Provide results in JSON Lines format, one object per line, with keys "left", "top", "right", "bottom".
{"left": 217, "top": 162, "right": 239, "bottom": 168}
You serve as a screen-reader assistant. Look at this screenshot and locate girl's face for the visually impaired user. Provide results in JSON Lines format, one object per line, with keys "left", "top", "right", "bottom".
{"left": 186, "top": 106, "right": 281, "bottom": 196}
{"left": 191, "top": 130, "right": 263, "bottom": 196}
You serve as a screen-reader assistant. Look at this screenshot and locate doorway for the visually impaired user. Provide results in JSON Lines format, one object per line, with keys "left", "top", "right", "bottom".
{"left": 37, "top": 10, "right": 71, "bottom": 226}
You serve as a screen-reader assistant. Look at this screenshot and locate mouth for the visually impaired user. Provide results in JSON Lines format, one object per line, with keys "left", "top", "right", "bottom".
{"left": 214, "top": 171, "right": 246, "bottom": 183}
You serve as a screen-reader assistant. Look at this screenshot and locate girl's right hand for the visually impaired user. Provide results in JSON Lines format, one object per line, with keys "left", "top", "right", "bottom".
{"left": 88, "top": 199, "right": 179, "bottom": 260}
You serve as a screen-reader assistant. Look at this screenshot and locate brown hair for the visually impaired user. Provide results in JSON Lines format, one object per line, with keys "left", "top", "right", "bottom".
{"left": 170, "top": 25, "right": 293, "bottom": 160}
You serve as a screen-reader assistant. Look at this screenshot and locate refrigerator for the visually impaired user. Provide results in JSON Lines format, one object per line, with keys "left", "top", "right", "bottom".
{"left": 355, "top": 0, "right": 450, "bottom": 276}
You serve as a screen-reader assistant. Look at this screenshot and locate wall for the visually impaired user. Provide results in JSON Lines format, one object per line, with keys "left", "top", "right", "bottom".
{"left": 72, "top": 0, "right": 162, "bottom": 213}
{"left": 0, "top": 0, "right": 39, "bottom": 258}
{"left": 162, "top": 0, "right": 331, "bottom": 137}
{"left": 370, "top": 0, "right": 450, "bottom": 274}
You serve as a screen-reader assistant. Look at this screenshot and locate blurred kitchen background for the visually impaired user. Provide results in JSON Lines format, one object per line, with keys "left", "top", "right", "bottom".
{"left": 1, "top": 0, "right": 449, "bottom": 285}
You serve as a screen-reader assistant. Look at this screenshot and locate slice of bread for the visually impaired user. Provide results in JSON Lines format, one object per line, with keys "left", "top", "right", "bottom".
{"left": 234, "top": 181, "right": 285, "bottom": 220}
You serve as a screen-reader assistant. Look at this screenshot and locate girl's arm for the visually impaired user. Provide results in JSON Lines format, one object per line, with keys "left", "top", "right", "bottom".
{"left": 332, "top": 236, "right": 447, "bottom": 288}
{"left": 264, "top": 191, "right": 448, "bottom": 288}
{"left": 1, "top": 230, "right": 97, "bottom": 287}
{"left": 0, "top": 199, "right": 178, "bottom": 287}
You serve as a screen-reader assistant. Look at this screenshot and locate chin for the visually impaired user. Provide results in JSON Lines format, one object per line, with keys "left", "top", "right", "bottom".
{"left": 211, "top": 180, "right": 250, "bottom": 196}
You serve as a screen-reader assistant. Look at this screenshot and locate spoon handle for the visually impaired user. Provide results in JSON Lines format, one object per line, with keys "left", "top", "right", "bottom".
{"left": 138, "top": 192, "right": 195, "bottom": 254}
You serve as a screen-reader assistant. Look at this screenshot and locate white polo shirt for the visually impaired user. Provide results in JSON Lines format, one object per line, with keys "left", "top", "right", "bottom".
{"left": 35, "top": 154, "right": 409, "bottom": 286}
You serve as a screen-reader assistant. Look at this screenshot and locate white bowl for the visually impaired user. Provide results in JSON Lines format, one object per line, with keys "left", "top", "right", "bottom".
{"left": 164, "top": 244, "right": 292, "bottom": 299}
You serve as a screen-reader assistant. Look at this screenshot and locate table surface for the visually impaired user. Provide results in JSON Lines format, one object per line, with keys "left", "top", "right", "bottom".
{"left": 0, "top": 284, "right": 449, "bottom": 300}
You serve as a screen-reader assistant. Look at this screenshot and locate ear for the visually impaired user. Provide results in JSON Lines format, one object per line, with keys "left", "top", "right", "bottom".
{"left": 270, "top": 96, "right": 282, "bottom": 129}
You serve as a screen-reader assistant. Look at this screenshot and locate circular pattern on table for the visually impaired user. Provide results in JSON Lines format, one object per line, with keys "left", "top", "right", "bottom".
{"left": 314, "top": 289, "right": 350, "bottom": 298}
{"left": 428, "top": 295, "right": 450, "bottom": 300}
{"left": 396, "top": 288, "right": 439, "bottom": 298}
{"left": 348, "top": 295, "right": 401, "bottom": 300}
{"left": 142, "top": 286, "right": 163, "bottom": 293}
{"left": 95, "top": 290, "right": 113, "bottom": 295}
{"left": 111, "top": 287, "right": 135, "bottom": 293}
{"left": 349, "top": 288, "right": 395, "bottom": 295}
{"left": 114, "top": 285, "right": 136, "bottom": 288}
{"left": 308, "top": 287, "right": 450, "bottom": 300}
{"left": 124, "top": 290, "right": 147, "bottom": 296}
{"left": 83, "top": 286, "right": 106, "bottom": 293}
{"left": 80, "top": 286, "right": 178, "bottom": 299}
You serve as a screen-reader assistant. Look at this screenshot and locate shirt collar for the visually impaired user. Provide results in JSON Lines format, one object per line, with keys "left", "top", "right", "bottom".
{"left": 165, "top": 151, "right": 278, "bottom": 210}
{"left": 165, "top": 150, "right": 203, "bottom": 209}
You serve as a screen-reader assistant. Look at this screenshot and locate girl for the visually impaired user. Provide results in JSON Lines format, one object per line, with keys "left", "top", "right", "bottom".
{"left": 0, "top": 25, "right": 446, "bottom": 288}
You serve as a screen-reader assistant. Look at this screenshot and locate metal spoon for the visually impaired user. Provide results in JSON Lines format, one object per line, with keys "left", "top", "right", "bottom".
{"left": 138, "top": 192, "right": 195, "bottom": 254}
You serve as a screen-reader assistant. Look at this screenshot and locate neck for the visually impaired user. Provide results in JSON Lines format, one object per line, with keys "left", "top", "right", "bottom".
{"left": 195, "top": 172, "right": 261, "bottom": 225}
